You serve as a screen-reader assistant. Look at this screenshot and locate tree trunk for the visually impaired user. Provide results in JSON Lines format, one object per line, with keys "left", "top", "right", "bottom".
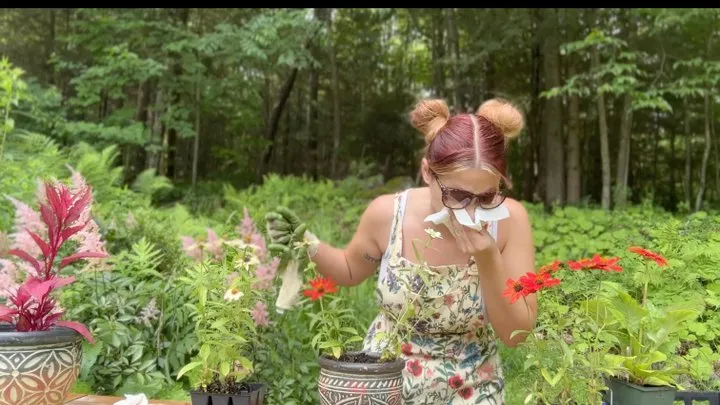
{"left": 566, "top": 57, "right": 581, "bottom": 203}
{"left": 46, "top": 9, "right": 56, "bottom": 85}
{"left": 523, "top": 8, "right": 542, "bottom": 202}
{"left": 712, "top": 98, "right": 719, "bottom": 201}
{"left": 542, "top": 8, "right": 564, "bottom": 207}
{"left": 592, "top": 46, "right": 611, "bottom": 210}
{"left": 192, "top": 80, "right": 201, "bottom": 188}
{"left": 695, "top": 92, "right": 711, "bottom": 211}
{"left": 684, "top": 100, "right": 693, "bottom": 208}
{"left": 652, "top": 112, "right": 660, "bottom": 196}
{"left": 669, "top": 129, "right": 677, "bottom": 210}
{"left": 431, "top": 11, "right": 445, "bottom": 98}
{"left": 614, "top": 93, "right": 633, "bottom": 208}
{"left": 484, "top": 54, "right": 495, "bottom": 100}
{"left": 163, "top": 8, "right": 191, "bottom": 181}
{"left": 128, "top": 79, "right": 151, "bottom": 182}
{"left": 328, "top": 10, "right": 342, "bottom": 179}
{"left": 258, "top": 68, "right": 299, "bottom": 183}
{"left": 307, "top": 65, "right": 319, "bottom": 180}
{"left": 446, "top": 8, "right": 462, "bottom": 112}
{"left": 148, "top": 88, "right": 164, "bottom": 171}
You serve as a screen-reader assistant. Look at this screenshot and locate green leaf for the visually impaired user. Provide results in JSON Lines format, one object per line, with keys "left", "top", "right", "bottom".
{"left": 176, "top": 361, "right": 202, "bottom": 380}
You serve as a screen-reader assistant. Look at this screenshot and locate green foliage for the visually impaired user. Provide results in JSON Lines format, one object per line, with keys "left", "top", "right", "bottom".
{"left": 61, "top": 238, "right": 196, "bottom": 397}
{"left": 543, "top": 27, "right": 671, "bottom": 113}
{"left": 0, "top": 57, "right": 28, "bottom": 161}
{"left": 177, "top": 247, "right": 259, "bottom": 390}
{"left": 68, "top": 44, "right": 167, "bottom": 108}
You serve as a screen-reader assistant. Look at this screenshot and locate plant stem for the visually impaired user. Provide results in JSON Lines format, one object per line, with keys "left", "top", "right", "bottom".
{"left": 0, "top": 104, "right": 9, "bottom": 163}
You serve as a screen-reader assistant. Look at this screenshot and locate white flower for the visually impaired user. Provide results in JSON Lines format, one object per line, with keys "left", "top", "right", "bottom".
{"left": 224, "top": 288, "right": 244, "bottom": 301}
{"left": 235, "top": 251, "right": 261, "bottom": 270}
{"left": 424, "top": 228, "right": 442, "bottom": 239}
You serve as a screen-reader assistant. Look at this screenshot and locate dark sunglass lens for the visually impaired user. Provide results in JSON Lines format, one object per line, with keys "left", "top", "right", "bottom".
{"left": 479, "top": 193, "right": 505, "bottom": 209}
{"left": 445, "top": 191, "right": 473, "bottom": 208}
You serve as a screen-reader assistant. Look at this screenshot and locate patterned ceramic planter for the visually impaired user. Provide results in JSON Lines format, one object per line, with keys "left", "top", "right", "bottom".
{"left": 318, "top": 352, "right": 405, "bottom": 405}
{"left": 0, "top": 325, "right": 82, "bottom": 405}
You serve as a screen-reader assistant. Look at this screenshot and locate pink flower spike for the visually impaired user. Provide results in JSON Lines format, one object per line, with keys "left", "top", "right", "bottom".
{"left": 251, "top": 301, "right": 270, "bottom": 327}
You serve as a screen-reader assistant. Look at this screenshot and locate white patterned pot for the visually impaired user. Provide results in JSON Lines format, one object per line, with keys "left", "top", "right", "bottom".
{"left": 0, "top": 325, "right": 83, "bottom": 405}
{"left": 318, "top": 351, "right": 405, "bottom": 405}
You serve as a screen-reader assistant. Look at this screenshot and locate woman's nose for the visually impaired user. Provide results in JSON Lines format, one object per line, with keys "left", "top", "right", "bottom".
{"left": 464, "top": 199, "right": 479, "bottom": 221}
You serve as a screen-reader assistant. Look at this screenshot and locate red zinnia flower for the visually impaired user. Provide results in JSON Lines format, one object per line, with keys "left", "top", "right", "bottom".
{"left": 302, "top": 277, "right": 337, "bottom": 301}
{"left": 538, "top": 259, "right": 563, "bottom": 275}
{"left": 501, "top": 278, "right": 528, "bottom": 304}
{"left": 458, "top": 386, "right": 474, "bottom": 399}
{"left": 406, "top": 359, "right": 423, "bottom": 377}
{"left": 449, "top": 374, "right": 464, "bottom": 389}
{"left": 568, "top": 254, "right": 622, "bottom": 272}
{"left": 628, "top": 246, "right": 668, "bottom": 267}
{"left": 519, "top": 272, "right": 561, "bottom": 294}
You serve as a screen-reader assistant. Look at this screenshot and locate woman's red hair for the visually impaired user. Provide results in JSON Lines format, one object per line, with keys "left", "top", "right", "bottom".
{"left": 410, "top": 98, "right": 524, "bottom": 187}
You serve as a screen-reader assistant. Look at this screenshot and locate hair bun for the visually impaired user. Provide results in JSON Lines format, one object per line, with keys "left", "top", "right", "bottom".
{"left": 410, "top": 99, "right": 450, "bottom": 143}
{"left": 476, "top": 98, "right": 524, "bottom": 139}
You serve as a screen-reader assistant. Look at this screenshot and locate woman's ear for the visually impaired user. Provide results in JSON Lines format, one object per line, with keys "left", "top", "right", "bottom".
{"left": 420, "top": 158, "right": 432, "bottom": 185}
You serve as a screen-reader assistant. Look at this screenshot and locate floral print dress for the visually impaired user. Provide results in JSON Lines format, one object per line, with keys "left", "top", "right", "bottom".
{"left": 363, "top": 190, "right": 505, "bottom": 404}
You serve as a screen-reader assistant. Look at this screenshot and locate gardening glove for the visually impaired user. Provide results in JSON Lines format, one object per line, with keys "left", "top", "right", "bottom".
{"left": 265, "top": 206, "right": 319, "bottom": 263}
{"left": 265, "top": 207, "right": 320, "bottom": 314}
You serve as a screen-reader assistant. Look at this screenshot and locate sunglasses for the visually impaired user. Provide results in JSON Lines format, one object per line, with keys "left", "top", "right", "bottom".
{"left": 433, "top": 173, "right": 506, "bottom": 210}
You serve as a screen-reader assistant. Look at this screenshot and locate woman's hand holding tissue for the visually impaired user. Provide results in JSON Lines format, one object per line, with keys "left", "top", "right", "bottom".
{"left": 447, "top": 213, "right": 497, "bottom": 258}
{"left": 424, "top": 203, "right": 509, "bottom": 259}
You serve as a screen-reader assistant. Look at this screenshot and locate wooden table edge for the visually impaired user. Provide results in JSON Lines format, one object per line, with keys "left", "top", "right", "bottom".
{"left": 65, "top": 393, "right": 190, "bottom": 404}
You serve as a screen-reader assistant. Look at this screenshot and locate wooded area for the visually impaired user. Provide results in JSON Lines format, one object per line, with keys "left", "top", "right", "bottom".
{"left": 1, "top": 8, "right": 718, "bottom": 212}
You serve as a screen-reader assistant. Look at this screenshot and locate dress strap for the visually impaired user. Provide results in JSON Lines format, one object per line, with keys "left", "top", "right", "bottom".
{"left": 388, "top": 189, "right": 409, "bottom": 258}
{"left": 378, "top": 189, "right": 410, "bottom": 283}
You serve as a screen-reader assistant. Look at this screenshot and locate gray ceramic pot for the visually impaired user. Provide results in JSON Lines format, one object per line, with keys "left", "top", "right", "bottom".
{"left": 318, "top": 352, "right": 405, "bottom": 405}
{"left": 0, "top": 325, "right": 83, "bottom": 405}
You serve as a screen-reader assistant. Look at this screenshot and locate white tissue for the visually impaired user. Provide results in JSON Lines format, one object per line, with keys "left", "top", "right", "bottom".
{"left": 113, "top": 394, "right": 148, "bottom": 405}
{"left": 424, "top": 204, "right": 510, "bottom": 232}
{"left": 275, "top": 259, "right": 302, "bottom": 314}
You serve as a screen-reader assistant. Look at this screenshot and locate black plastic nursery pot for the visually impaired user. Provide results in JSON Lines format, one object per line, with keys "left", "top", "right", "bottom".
{"left": 603, "top": 377, "right": 676, "bottom": 405}
{"left": 0, "top": 324, "right": 83, "bottom": 405}
{"left": 675, "top": 390, "right": 720, "bottom": 405}
{"left": 317, "top": 351, "right": 405, "bottom": 405}
{"left": 190, "top": 383, "right": 267, "bottom": 405}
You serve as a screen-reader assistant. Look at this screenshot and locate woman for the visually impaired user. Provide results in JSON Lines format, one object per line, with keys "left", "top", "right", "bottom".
{"left": 267, "top": 97, "right": 537, "bottom": 404}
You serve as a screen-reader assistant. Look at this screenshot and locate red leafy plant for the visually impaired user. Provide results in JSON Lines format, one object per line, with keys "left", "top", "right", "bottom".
{"left": 0, "top": 181, "right": 107, "bottom": 343}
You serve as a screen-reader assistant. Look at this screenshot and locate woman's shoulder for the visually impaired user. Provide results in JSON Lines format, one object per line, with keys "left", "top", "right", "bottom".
{"left": 503, "top": 197, "right": 530, "bottom": 222}
{"left": 497, "top": 197, "right": 532, "bottom": 249}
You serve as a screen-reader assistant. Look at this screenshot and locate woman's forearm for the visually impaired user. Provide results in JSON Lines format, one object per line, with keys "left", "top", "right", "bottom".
{"left": 309, "top": 241, "right": 359, "bottom": 286}
{"left": 474, "top": 248, "right": 536, "bottom": 347}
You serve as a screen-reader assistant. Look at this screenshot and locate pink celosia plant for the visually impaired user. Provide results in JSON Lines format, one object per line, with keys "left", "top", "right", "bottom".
{"left": 0, "top": 181, "right": 108, "bottom": 342}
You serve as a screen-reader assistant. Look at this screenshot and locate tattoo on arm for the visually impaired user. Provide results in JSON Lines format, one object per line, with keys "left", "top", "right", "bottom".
{"left": 362, "top": 252, "right": 382, "bottom": 264}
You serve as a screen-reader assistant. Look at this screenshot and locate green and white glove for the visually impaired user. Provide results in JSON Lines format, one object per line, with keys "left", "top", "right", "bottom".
{"left": 265, "top": 207, "right": 319, "bottom": 314}
{"left": 265, "top": 206, "right": 319, "bottom": 262}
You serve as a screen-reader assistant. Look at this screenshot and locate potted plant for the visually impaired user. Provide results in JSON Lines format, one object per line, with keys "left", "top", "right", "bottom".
{"left": 297, "top": 269, "right": 404, "bottom": 405}
{"left": 581, "top": 247, "right": 698, "bottom": 405}
{"left": 176, "top": 242, "right": 268, "bottom": 405}
{"left": 507, "top": 247, "right": 699, "bottom": 405}
{"left": 0, "top": 180, "right": 106, "bottom": 405}
{"left": 291, "top": 227, "right": 445, "bottom": 405}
